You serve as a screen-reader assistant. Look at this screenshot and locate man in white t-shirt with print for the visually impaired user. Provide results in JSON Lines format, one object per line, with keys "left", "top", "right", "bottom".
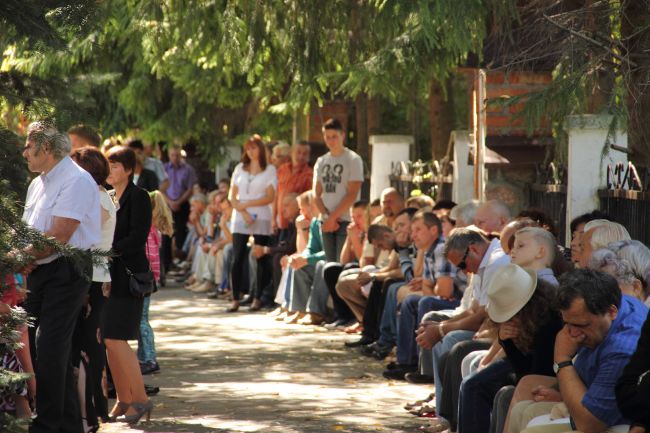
{"left": 313, "top": 118, "right": 364, "bottom": 262}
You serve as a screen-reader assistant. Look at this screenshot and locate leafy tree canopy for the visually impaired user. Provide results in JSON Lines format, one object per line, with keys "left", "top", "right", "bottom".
{"left": 2, "top": 0, "right": 515, "bottom": 162}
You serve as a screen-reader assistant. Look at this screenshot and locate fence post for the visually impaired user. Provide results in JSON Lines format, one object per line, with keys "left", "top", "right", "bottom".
{"left": 448, "top": 131, "right": 474, "bottom": 205}
{"left": 565, "top": 114, "right": 628, "bottom": 245}
{"left": 369, "top": 135, "right": 413, "bottom": 200}
{"left": 214, "top": 143, "right": 241, "bottom": 184}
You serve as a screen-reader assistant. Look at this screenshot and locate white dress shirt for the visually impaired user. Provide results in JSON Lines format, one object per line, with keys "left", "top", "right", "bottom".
{"left": 92, "top": 189, "right": 116, "bottom": 282}
{"left": 23, "top": 156, "right": 101, "bottom": 264}
{"left": 472, "top": 238, "right": 511, "bottom": 306}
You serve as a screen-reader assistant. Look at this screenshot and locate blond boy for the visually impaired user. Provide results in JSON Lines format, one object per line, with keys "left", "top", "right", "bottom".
{"left": 509, "top": 227, "right": 559, "bottom": 287}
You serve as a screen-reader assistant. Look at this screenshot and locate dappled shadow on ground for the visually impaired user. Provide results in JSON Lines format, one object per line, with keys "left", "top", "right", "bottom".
{"left": 98, "top": 287, "right": 429, "bottom": 433}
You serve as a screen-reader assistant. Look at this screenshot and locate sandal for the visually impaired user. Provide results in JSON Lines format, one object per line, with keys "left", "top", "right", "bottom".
{"left": 409, "top": 403, "right": 436, "bottom": 416}
{"left": 418, "top": 419, "right": 449, "bottom": 432}
{"left": 404, "top": 393, "right": 435, "bottom": 410}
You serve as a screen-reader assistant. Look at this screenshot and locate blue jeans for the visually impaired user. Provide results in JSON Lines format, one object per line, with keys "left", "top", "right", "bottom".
{"left": 396, "top": 295, "right": 460, "bottom": 365}
{"left": 283, "top": 268, "right": 293, "bottom": 307}
{"left": 376, "top": 282, "right": 403, "bottom": 346}
{"left": 320, "top": 221, "right": 349, "bottom": 263}
{"left": 221, "top": 243, "right": 233, "bottom": 289}
{"left": 307, "top": 261, "right": 329, "bottom": 315}
{"left": 458, "top": 359, "right": 513, "bottom": 433}
{"left": 432, "top": 330, "right": 476, "bottom": 415}
{"left": 137, "top": 297, "right": 156, "bottom": 363}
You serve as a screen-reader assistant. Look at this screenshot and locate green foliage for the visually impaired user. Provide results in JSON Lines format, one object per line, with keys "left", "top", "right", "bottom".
{"left": 0, "top": 131, "right": 29, "bottom": 431}
{"left": 3, "top": 1, "right": 513, "bottom": 162}
{"left": 487, "top": 0, "right": 650, "bottom": 166}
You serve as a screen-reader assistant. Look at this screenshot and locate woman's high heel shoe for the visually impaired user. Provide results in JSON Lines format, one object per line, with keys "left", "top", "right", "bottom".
{"left": 116, "top": 400, "right": 153, "bottom": 424}
{"left": 225, "top": 303, "right": 239, "bottom": 313}
{"left": 107, "top": 401, "right": 130, "bottom": 422}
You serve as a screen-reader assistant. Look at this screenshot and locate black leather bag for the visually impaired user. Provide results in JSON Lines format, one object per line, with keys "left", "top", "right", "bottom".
{"left": 125, "top": 266, "right": 156, "bottom": 298}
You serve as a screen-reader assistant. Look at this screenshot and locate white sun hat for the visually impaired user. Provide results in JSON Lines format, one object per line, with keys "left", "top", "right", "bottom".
{"left": 486, "top": 264, "right": 538, "bottom": 323}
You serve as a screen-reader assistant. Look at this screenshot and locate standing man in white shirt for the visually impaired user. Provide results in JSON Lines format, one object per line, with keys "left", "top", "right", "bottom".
{"left": 313, "top": 118, "right": 364, "bottom": 262}
{"left": 18, "top": 121, "right": 100, "bottom": 433}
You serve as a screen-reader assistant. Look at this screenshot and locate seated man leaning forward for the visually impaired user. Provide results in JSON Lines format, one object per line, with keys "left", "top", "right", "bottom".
{"left": 508, "top": 269, "right": 648, "bottom": 433}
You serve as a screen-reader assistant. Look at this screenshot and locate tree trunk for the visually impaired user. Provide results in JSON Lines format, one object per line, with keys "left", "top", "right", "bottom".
{"left": 429, "top": 78, "right": 453, "bottom": 161}
{"left": 622, "top": 0, "right": 650, "bottom": 168}
{"left": 348, "top": 1, "right": 369, "bottom": 162}
{"left": 355, "top": 93, "right": 369, "bottom": 162}
{"left": 584, "top": 0, "right": 613, "bottom": 113}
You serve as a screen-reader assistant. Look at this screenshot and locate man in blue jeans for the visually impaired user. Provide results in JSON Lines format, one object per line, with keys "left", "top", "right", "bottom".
{"left": 313, "top": 118, "right": 364, "bottom": 262}
{"left": 415, "top": 228, "right": 510, "bottom": 431}
{"left": 383, "top": 211, "right": 458, "bottom": 380}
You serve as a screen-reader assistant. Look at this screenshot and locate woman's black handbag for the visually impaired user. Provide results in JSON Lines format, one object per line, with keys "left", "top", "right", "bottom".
{"left": 125, "top": 266, "right": 156, "bottom": 298}
{"left": 120, "top": 238, "right": 158, "bottom": 298}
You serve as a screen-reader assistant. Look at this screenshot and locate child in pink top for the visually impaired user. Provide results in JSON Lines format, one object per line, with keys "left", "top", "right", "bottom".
{"left": 137, "top": 191, "right": 173, "bottom": 375}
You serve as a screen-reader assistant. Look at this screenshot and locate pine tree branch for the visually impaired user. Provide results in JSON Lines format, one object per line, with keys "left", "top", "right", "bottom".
{"left": 543, "top": 13, "right": 638, "bottom": 68}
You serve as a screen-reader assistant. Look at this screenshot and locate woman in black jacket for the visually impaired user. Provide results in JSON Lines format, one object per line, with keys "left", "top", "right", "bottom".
{"left": 103, "top": 146, "right": 153, "bottom": 423}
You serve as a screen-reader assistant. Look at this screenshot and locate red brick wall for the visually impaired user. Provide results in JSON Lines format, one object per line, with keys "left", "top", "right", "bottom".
{"left": 308, "top": 101, "right": 350, "bottom": 143}
{"left": 485, "top": 71, "right": 552, "bottom": 136}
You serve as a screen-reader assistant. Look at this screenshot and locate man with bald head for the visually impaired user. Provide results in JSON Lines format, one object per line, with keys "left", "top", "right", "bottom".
{"left": 473, "top": 200, "right": 511, "bottom": 234}
{"left": 379, "top": 188, "right": 405, "bottom": 226}
{"left": 361, "top": 187, "right": 405, "bottom": 267}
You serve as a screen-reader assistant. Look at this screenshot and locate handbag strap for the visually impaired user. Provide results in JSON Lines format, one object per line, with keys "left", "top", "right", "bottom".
{"left": 118, "top": 237, "right": 153, "bottom": 275}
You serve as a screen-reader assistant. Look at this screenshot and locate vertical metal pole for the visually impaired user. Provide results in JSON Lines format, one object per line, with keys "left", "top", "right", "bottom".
{"left": 472, "top": 72, "right": 479, "bottom": 199}
{"left": 477, "top": 69, "right": 487, "bottom": 201}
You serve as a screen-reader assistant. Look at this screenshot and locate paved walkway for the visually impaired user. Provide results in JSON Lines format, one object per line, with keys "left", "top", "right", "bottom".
{"left": 98, "top": 286, "right": 429, "bottom": 433}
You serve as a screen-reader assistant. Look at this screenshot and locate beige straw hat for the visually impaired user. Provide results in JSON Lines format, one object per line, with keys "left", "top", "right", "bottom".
{"left": 486, "top": 264, "right": 538, "bottom": 323}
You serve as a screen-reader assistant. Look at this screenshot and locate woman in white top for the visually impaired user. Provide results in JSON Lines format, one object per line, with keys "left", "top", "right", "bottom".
{"left": 71, "top": 146, "right": 116, "bottom": 428}
{"left": 228, "top": 135, "right": 277, "bottom": 312}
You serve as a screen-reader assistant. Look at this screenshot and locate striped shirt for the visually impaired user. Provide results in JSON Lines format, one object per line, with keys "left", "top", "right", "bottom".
{"left": 423, "top": 236, "right": 456, "bottom": 283}
{"left": 145, "top": 226, "right": 162, "bottom": 281}
{"left": 398, "top": 245, "right": 417, "bottom": 282}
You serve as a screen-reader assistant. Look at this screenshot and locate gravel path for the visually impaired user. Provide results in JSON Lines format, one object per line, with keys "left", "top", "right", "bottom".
{"left": 98, "top": 285, "right": 429, "bottom": 433}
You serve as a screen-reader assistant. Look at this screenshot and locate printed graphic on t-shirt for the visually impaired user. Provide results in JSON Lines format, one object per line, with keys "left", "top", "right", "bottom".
{"left": 322, "top": 163, "right": 343, "bottom": 193}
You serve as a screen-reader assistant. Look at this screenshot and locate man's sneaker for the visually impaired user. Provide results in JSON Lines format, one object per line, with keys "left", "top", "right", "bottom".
{"left": 382, "top": 364, "right": 417, "bottom": 380}
{"left": 359, "top": 342, "right": 393, "bottom": 359}
{"left": 371, "top": 343, "right": 394, "bottom": 360}
{"left": 385, "top": 361, "right": 399, "bottom": 370}
{"left": 344, "top": 336, "right": 374, "bottom": 348}
{"left": 324, "top": 318, "right": 355, "bottom": 330}
{"left": 145, "top": 384, "right": 160, "bottom": 396}
{"left": 191, "top": 281, "right": 214, "bottom": 293}
{"left": 140, "top": 361, "right": 160, "bottom": 375}
{"left": 405, "top": 372, "right": 434, "bottom": 384}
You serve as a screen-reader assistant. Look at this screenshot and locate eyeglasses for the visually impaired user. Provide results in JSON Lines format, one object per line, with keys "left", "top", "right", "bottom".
{"left": 457, "top": 247, "right": 470, "bottom": 270}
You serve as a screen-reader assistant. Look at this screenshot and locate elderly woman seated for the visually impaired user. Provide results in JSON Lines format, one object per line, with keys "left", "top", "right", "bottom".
{"left": 588, "top": 239, "right": 650, "bottom": 305}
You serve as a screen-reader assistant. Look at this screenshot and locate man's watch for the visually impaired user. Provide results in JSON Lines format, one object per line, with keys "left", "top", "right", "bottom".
{"left": 321, "top": 212, "right": 330, "bottom": 221}
{"left": 553, "top": 360, "right": 573, "bottom": 374}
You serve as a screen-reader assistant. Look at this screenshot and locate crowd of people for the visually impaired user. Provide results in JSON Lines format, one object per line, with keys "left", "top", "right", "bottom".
{"left": 1, "top": 117, "right": 650, "bottom": 433}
